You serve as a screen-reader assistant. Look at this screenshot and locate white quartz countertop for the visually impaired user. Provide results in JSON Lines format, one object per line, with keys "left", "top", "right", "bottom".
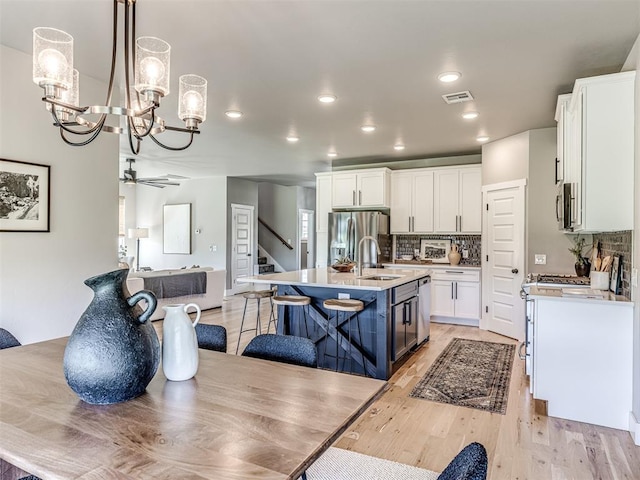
{"left": 528, "top": 286, "right": 632, "bottom": 306}
{"left": 238, "top": 267, "right": 431, "bottom": 291}
{"left": 381, "top": 263, "right": 480, "bottom": 270}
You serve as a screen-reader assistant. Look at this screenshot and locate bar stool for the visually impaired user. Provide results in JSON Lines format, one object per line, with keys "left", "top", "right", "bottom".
{"left": 322, "top": 298, "right": 364, "bottom": 373}
{"left": 235, "top": 289, "right": 276, "bottom": 354}
{"left": 271, "top": 295, "right": 311, "bottom": 337}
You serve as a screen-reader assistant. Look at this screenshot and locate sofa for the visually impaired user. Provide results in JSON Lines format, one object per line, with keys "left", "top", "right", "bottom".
{"left": 126, "top": 267, "right": 226, "bottom": 321}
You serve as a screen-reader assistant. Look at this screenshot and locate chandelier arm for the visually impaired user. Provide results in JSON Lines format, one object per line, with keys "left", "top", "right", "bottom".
{"left": 59, "top": 117, "right": 106, "bottom": 147}
{"left": 104, "top": 0, "right": 119, "bottom": 106}
{"left": 149, "top": 132, "right": 195, "bottom": 151}
{"left": 127, "top": 123, "right": 142, "bottom": 155}
{"left": 128, "top": 106, "right": 157, "bottom": 138}
{"left": 51, "top": 107, "right": 103, "bottom": 135}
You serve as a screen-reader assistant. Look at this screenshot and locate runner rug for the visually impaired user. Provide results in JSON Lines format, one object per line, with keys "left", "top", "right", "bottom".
{"left": 410, "top": 337, "right": 515, "bottom": 414}
{"left": 306, "top": 447, "right": 439, "bottom": 480}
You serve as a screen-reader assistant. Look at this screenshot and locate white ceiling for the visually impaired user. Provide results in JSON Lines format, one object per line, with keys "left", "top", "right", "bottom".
{"left": 1, "top": 0, "right": 638, "bottom": 187}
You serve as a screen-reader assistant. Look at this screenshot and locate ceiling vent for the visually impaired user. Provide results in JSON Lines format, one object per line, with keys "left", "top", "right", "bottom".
{"left": 442, "top": 91, "right": 474, "bottom": 104}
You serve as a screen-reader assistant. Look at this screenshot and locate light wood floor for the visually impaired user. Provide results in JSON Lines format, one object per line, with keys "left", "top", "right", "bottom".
{"left": 4, "top": 294, "right": 639, "bottom": 479}
{"left": 196, "top": 294, "right": 640, "bottom": 480}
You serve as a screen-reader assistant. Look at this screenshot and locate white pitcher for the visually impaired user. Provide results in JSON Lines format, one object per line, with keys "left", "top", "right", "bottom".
{"left": 162, "top": 303, "right": 201, "bottom": 381}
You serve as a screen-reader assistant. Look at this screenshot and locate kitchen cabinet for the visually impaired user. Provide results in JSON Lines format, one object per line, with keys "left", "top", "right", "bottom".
{"left": 391, "top": 281, "right": 418, "bottom": 361}
{"left": 315, "top": 172, "right": 332, "bottom": 268}
{"left": 430, "top": 268, "right": 480, "bottom": 320}
{"left": 430, "top": 268, "right": 480, "bottom": 323}
{"left": 553, "top": 94, "right": 572, "bottom": 185}
{"left": 555, "top": 71, "right": 635, "bottom": 232}
{"left": 433, "top": 165, "right": 481, "bottom": 233}
{"left": 529, "top": 291, "right": 632, "bottom": 430}
{"left": 332, "top": 168, "right": 390, "bottom": 209}
{"left": 390, "top": 169, "right": 434, "bottom": 233}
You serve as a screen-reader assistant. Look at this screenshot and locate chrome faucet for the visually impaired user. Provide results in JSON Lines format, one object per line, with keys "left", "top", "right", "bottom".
{"left": 357, "top": 236, "right": 381, "bottom": 277}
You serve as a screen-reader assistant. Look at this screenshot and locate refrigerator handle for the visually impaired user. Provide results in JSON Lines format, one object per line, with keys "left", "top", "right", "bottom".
{"left": 346, "top": 217, "right": 353, "bottom": 259}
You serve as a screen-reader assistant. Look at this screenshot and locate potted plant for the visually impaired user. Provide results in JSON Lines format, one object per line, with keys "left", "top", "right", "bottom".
{"left": 568, "top": 236, "right": 591, "bottom": 277}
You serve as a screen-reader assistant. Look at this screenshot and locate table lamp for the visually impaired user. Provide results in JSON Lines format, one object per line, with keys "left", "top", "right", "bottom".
{"left": 128, "top": 227, "right": 149, "bottom": 272}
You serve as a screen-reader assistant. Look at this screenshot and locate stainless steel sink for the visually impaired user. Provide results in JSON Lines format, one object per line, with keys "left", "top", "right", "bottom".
{"left": 358, "top": 275, "right": 402, "bottom": 281}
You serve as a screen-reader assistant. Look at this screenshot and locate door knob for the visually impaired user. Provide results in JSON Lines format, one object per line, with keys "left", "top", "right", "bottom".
{"left": 511, "top": 268, "right": 518, "bottom": 274}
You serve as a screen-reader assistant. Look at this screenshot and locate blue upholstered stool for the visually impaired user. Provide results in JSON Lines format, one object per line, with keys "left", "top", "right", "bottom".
{"left": 437, "top": 442, "right": 488, "bottom": 480}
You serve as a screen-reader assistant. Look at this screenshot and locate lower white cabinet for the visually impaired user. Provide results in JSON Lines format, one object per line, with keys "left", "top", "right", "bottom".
{"left": 430, "top": 268, "right": 480, "bottom": 323}
{"left": 530, "top": 294, "right": 632, "bottom": 430}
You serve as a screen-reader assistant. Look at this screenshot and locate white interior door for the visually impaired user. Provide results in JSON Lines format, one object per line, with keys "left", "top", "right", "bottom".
{"left": 232, "top": 204, "right": 254, "bottom": 294}
{"left": 482, "top": 180, "right": 526, "bottom": 340}
{"left": 298, "top": 209, "right": 314, "bottom": 270}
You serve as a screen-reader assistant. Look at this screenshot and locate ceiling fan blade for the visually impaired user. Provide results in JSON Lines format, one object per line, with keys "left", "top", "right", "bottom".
{"left": 164, "top": 174, "right": 190, "bottom": 179}
{"left": 137, "top": 177, "right": 171, "bottom": 182}
{"left": 138, "top": 181, "right": 167, "bottom": 188}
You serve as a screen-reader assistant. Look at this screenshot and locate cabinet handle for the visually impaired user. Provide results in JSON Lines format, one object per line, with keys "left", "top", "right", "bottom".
{"left": 555, "top": 195, "right": 561, "bottom": 222}
{"left": 359, "top": 190, "right": 362, "bottom": 205}
{"left": 445, "top": 270, "right": 464, "bottom": 274}
{"left": 352, "top": 190, "right": 356, "bottom": 205}
{"left": 451, "top": 283, "right": 454, "bottom": 299}
{"left": 454, "top": 282, "right": 458, "bottom": 299}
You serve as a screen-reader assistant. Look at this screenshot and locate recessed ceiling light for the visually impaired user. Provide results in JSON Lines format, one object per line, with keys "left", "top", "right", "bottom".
{"left": 327, "top": 151, "right": 338, "bottom": 157}
{"left": 361, "top": 125, "right": 376, "bottom": 133}
{"left": 438, "top": 71, "right": 461, "bottom": 83}
{"left": 318, "top": 94, "right": 337, "bottom": 103}
{"left": 286, "top": 135, "right": 299, "bottom": 143}
{"left": 225, "top": 110, "right": 242, "bottom": 118}
{"left": 462, "top": 111, "right": 479, "bottom": 120}
{"left": 394, "top": 144, "right": 405, "bottom": 151}
{"left": 476, "top": 135, "right": 490, "bottom": 143}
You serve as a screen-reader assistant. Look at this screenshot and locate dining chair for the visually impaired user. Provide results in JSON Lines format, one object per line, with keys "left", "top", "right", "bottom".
{"left": 437, "top": 442, "right": 488, "bottom": 480}
{"left": 242, "top": 334, "right": 317, "bottom": 368}
{"left": 18, "top": 476, "right": 41, "bottom": 480}
{"left": 194, "top": 323, "right": 227, "bottom": 353}
{"left": 0, "top": 328, "right": 21, "bottom": 349}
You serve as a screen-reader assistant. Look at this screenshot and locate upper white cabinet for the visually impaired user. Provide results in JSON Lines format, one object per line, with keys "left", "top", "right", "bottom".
{"left": 390, "top": 169, "right": 434, "bottom": 234}
{"left": 433, "top": 165, "right": 482, "bottom": 233}
{"left": 315, "top": 172, "right": 332, "bottom": 233}
{"left": 332, "top": 168, "right": 390, "bottom": 209}
{"left": 554, "top": 94, "right": 571, "bottom": 185}
{"left": 556, "top": 71, "right": 635, "bottom": 232}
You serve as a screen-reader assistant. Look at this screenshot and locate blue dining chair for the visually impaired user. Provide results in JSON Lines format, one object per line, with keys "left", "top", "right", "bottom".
{"left": 18, "top": 476, "right": 41, "bottom": 480}
{"left": 194, "top": 323, "right": 227, "bottom": 353}
{"left": 437, "top": 442, "right": 488, "bottom": 480}
{"left": 242, "top": 334, "right": 317, "bottom": 368}
{"left": 0, "top": 328, "right": 21, "bottom": 349}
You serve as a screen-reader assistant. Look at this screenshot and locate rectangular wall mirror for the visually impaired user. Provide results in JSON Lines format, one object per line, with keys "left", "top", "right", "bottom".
{"left": 163, "top": 203, "right": 191, "bottom": 254}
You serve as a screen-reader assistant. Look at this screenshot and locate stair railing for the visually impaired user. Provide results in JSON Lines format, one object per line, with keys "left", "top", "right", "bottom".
{"left": 258, "top": 217, "right": 293, "bottom": 250}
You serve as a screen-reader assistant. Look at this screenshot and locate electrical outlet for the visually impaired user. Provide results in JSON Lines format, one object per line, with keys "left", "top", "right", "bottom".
{"left": 534, "top": 254, "right": 546, "bottom": 265}
{"left": 462, "top": 249, "right": 469, "bottom": 259}
{"left": 338, "top": 293, "right": 350, "bottom": 300}
{"left": 209, "top": 245, "right": 217, "bottom": 252}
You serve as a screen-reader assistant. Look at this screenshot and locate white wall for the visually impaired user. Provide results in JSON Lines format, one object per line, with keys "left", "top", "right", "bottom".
{"left": 134, "top": 177, "right": 227, "bottom": 271}
{"left": 481, "top": 131, "right": 530, "bottom": 186}
{"left": 0, "top": 46, "right": 119, "bottom": 344}
{"left": 629, "top": 32, "right": 640, "bottom": 438}
{"left": 119, "top": 182, "right": 138, "bottom": 260}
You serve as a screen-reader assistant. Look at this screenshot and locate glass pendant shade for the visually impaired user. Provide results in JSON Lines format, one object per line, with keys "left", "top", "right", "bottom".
{"left": 135, "top": 36, "right": 170, "bottom": 97}
{"left": 32, "top": 27, "right": 73, "bottom": 89}
{"left": 178, "top": 74, "right": 207, "bottom": 123}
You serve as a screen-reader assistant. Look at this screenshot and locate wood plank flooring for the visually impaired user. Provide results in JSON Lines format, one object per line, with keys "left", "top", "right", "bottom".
{"left": 3, "top": 293, "right": 639, "bottom": 479}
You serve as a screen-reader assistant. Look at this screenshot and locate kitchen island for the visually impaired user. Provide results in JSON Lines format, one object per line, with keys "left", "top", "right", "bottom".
{"left": 238, "top": 267, "right": 431, "bottom": 380}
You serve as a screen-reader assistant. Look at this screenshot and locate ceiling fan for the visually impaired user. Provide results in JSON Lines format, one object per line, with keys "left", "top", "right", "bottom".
{"left": 120, "top": 158, "right": 188, "bottom": 188}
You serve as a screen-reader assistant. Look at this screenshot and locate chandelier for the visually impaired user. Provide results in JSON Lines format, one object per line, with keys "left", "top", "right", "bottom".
{"left": 32, "top": 0, "right": 207, "bottom": 154}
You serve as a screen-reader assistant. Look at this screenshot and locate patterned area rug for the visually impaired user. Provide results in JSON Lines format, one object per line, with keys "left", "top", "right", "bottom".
{"left": 410, "top": 337, "right": 515, "bottom": 414}
{"left": 306, "top": 447, "right": 439, "bottom": 480}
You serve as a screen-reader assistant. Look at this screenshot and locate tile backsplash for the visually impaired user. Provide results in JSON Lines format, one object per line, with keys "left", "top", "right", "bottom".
{"left": 394, "top": 234, "right": 481, "bottom": 266}
{"left": 592, "top": 230, "right": 632, "bottom": 299}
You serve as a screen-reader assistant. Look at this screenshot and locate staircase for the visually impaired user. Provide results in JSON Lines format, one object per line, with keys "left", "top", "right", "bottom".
{"left": 257, "top": 256, "right": 275, "bottom": 274}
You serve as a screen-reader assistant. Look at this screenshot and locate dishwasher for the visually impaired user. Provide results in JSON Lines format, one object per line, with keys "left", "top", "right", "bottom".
{"left": 417, "top": 276, "right": 431, "bottom": 344}
{"left": 391, "top": 281, "right": 418, "bottom": 361}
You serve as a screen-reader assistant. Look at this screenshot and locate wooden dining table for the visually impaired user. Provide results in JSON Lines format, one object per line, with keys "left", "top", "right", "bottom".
{"left": 0, "top": 337, "right": 387, "bottom": 479}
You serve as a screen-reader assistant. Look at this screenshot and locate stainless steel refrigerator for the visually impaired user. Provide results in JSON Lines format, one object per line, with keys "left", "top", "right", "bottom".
{"left": 327, "top": 211, "right": 390, "bottom": 267}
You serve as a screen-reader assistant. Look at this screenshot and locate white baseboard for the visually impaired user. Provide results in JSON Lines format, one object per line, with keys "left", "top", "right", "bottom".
{"left": 630, "top": 411, "right": 640, "bottom": 446}
{"left": 431, "top": 316, "right": 480, "bottom": 327}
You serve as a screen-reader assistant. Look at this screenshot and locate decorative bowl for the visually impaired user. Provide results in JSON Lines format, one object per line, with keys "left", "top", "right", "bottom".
{"left": 400, "top": 255, "right": 413, "bottom": 261}
{"left": 330, "top": 263, "right": 356, "bottom": 273}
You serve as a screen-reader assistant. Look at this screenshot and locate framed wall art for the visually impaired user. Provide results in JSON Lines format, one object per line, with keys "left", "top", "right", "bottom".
{"left": 163, "top": 203, "right": 191, "bottom": 254}
{"left": 609, "top": 255, "right": 621, "bottom": 295}
{"left": 0, "top": 158, "right": 50, "bottom": 232}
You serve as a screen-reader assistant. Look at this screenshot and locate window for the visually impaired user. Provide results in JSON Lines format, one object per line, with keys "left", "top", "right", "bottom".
{"left": 300, "top": 212, "right": 309, "bottom": 240}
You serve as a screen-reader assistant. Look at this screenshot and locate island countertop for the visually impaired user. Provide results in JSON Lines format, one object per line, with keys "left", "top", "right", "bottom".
{"left": 238, "top": 267, "right": 430, "bottom": 291}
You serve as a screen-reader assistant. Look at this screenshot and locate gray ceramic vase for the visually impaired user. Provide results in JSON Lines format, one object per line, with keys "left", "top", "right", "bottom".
{"left": 64, "top": 268, "right": 160, "bottom": 404}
